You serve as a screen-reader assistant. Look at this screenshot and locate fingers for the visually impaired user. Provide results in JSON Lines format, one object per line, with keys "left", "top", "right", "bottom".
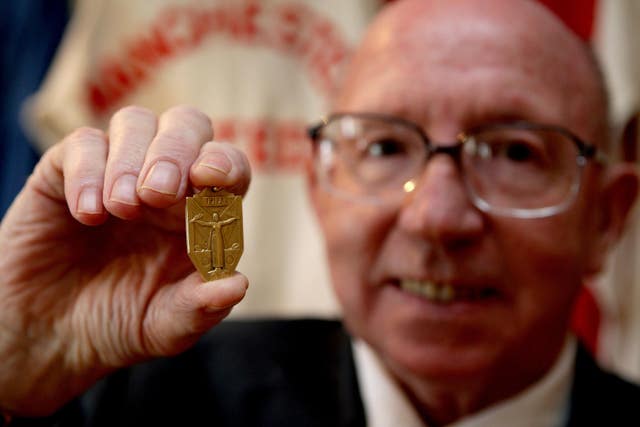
{"left": 102, "top": 105, "right": 251, "bottom": 218}
{"left": 105, "top": 105, "right": 213, "bottom": 218}
{"left": 55, "top": 127, "right": 110, "bottom": 226}
{"left": 17, "top": 127, "right": 109, "bottom": 227}
{"left": 35, "top": 105, "right": 251, "bottom": 224}
{"left": 142, "top": 272, "right": 249, "bottom": 356}
{"left": 190, "top": 141, "right": 252, "bottom": 196}
{"left": 102, "top": 106, "right": 157, "bottom": 218}
{"left": 136, "top": 105, "right": 213, "bottom": 207}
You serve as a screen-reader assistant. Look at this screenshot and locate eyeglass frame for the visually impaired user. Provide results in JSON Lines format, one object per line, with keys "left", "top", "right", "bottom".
{"left": 307, "top": 112, "right": 608, "bottom": 219}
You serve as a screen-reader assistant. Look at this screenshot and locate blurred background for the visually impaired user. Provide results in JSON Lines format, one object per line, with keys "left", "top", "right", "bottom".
{"left": 3, "top": 0, "right": 640, "bottom": 384}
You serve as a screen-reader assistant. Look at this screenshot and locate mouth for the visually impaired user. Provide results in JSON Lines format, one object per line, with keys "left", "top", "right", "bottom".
{"left": 399, "top": 279, "right": 499, "bottom": 304}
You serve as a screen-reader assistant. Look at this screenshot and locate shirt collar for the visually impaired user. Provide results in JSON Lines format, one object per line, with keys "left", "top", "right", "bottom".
{"left": 353, "top": 336, "right": 577, "bottom": 427}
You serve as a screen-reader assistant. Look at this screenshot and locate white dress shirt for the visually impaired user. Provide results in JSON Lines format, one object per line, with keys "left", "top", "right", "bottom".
{"left": 353, "top": 336, "right": 577, "bottom": 427}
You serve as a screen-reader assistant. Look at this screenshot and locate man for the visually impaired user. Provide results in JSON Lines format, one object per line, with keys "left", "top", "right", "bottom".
{"left": 0, "top": 0, "right": 639, "bottom": 425}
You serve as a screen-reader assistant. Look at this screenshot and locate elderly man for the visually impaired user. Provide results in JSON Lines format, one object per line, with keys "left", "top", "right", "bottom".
{"left": 0, "top": 0, "right": 639, "bottom": 425}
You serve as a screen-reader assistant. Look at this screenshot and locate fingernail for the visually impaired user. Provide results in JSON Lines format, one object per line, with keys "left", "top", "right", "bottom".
{"left": 109, "top": 174, "right": 139, "bottom": 205}
{"left": 141, "top": 161, "right": 181, "bottom": 196}
{"left": 198, "top": 152, "right": 232, "bottom": 175}
{"left": 77, "top": 188, "right": 102, "bottom": 214}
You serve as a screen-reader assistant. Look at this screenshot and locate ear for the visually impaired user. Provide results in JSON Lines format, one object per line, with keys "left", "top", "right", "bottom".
{"left": 586, "top": 163, "right": 639, "bottom": 275}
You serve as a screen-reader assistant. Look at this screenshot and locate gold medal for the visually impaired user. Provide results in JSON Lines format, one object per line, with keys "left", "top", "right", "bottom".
{"left": 186, "top": 187, "right": 243, "bottom": 281}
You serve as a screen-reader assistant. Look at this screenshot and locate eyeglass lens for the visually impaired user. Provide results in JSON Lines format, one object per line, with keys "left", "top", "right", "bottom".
{"left": 314, "top": 115, "right": 584, "bottom": 215}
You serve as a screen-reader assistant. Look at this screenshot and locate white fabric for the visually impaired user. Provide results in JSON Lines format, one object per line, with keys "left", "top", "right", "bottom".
{"left": 591, "top": 0, "right": 640, "bottom": 382}
{"left": 24, "top": 0, "right": 385, "bottom": 317}
{"left": 353, "top": 337, "right": 576, "bottom": 427}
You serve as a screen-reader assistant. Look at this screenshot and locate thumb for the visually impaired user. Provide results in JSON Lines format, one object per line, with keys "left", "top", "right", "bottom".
{"left": 142, "top": 272, "right": 249, "bottom": 356}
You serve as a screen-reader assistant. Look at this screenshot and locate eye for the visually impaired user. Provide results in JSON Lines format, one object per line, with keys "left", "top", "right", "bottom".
{"left": 364, "top": 138, "right": 407, "bottom": 157}
{"left": 504, "top": 141, "right": 535, "bottom": 162}
{"left": 466, "top": 131, "right": 550, "bottom": 168}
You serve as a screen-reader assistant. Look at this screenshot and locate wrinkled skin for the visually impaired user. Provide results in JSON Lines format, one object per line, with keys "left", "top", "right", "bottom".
{"left": 0, "top": 105, "right": 251, "bottom": 415}
{"left": 0, "top": 0, "right": 638, "bottom": 424}
{"left": 310, "top": 0, "right": 638, "bottom": 425}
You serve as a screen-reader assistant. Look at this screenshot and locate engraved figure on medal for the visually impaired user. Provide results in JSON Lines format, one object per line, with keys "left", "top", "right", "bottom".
{"left": 186, "top": 188, "right": 243, "bottom": 281}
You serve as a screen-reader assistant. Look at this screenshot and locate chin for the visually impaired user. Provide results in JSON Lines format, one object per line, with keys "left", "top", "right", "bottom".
{"left": 342, "top": 299, "right": 505, "bottom": 378}
{"left": 378, "top": 332, "right": 504, "bottom": 383}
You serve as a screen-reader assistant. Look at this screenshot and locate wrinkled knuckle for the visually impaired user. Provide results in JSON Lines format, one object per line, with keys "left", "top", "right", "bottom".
{"left": 41, "top": 141, "right": 64, "bottom": 162}
{"left": 116, "top": 105, "right": 154, "bottom": 119}
{"left": 162, "top": 105, "right": 213, "bottom": 141}
{"left": 113, "top": 105, "right": 155, "bottom": 121}
{"left": 199, "top": 141, "right": 223, "bottom": 155}
{"left": 67, "top": 127, "right": 106, "bottom": 146}
{"left": 201, "top": 140, "right": 237, "bottom": 158}
{"left": 165, "top": 104, "right": 208, "bottom": 120}
{"left": 152, "top": 133, "right": 195, "bottom": 162}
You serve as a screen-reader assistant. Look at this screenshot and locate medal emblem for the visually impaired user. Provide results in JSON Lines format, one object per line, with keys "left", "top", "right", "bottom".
{"left": 186, "top": 188, "right": 243, "bottom": 281}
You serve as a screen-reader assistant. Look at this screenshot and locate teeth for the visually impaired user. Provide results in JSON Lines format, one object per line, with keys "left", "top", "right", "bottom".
{"left": 400, "top": 280, "right": 489, "bottom": 303}
{"left": 424, "top": 282, "right": 438, "bottom": 300}
{"left": 439, "top": 284, "right": 454, "bottom": 302}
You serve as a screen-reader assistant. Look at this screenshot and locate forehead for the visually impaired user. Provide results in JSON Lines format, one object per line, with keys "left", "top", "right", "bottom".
{"left": 336, "top": 2, "right": 595, "bottom": 134}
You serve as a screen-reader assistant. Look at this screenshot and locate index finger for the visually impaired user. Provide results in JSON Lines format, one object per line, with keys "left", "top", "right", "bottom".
{"left": 190, "top": 141, "right": 252, "bottom": 196}
{"left": 137, "top": 105, "right": 213, "bottom": 208}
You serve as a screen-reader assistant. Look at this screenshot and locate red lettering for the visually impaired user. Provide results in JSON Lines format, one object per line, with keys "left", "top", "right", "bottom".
{"left": 87, "top": 83, "right": 109, "bottom": 114}
{"left": 158, "top": 7, "right": 193, "bottom": 53}
{"left": 275, "top": 122, "right": 310, "bottom": 171}
{"left": 246, "top": 121, "right": 270, "bottom": 168}
{"left": 208, "top": 118, "right": 312, "bottom": 172}
{"left": 214, "top": 119, "right": 238, "bottom": 142}
{"left": 128, "top": 29, "right": 172, "bottom": 67}
{"left": 243, "top": 1, "right": 261, "bottom": 39}
{"left": 192, "top": 8, "right": 217, "bottom": 43}
{"left": 210, "top": 9, "right": 229, "bottom": 32}
{"left": 87, "top": 60, "right": 133, "bottom": 114}
{"left": 86, "top": 2, "right": 353, "bottom": 117}
{"left": 227, "top": 1, "right": 260, "bottom": 40}
{"left": 273, "top": 5, "right": 303, "bottom": 52}
{"left": 305, "top": 18, "right": 350, "bottom": 96}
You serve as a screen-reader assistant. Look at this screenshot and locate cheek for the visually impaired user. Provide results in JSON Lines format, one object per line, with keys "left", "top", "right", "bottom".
{"left": 496, "top": 213, "right": 589, "bottom": 321}
{"left": 521, "top": 214, "right": 590, "bottom": 273}
{"left": 316, "top": 195, "right": 397, "bottom": 321}
{"left": 318, "top": 196, "right": 396, "bottom": 271}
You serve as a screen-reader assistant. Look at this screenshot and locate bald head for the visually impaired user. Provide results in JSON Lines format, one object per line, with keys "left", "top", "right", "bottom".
{"left": 337, "top": 0, "right": 609, "bottom": 149}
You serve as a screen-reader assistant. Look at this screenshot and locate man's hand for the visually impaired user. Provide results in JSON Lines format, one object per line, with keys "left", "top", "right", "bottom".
{"left": 0, "top": 106, "right": 251, "bottom": 416}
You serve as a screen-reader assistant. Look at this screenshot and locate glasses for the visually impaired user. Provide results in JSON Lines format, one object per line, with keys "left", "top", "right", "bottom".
{"left": 308, "top": 113, "right": 607, "bottom": 218}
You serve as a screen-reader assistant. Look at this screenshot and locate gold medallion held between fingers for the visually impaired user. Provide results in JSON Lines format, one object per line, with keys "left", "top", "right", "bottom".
{"left": 185, "top": 187, "right": 243, "bottom": 281}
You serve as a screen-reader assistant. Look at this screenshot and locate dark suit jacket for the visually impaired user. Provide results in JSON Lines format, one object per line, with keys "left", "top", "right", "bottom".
{"left": 14, "top": 319, "right": 640, "bottom": 426}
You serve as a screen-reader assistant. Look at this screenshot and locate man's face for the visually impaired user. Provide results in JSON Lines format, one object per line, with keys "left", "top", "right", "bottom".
{"left": 312, "top": 1, "right": 609, "bottom": 392}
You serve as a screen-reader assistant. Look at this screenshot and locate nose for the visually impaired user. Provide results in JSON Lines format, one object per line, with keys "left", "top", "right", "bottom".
{"left": 397, "top": 155, "right": 485, "bottom": 248}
